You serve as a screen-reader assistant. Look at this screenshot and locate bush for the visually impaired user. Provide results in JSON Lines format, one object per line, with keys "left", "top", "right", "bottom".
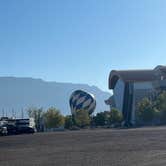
{"left": 93, "top": 111, "right": 110, "bottom": 126}
{"left": 109, "top": 109, "right": 123, "bottom": 124}
{"left": 44, "top": 107, "right": 64, "bottom": 129}
{"left": 74, "top": 110, "right": 90, "bottom": 128}
{"left": 64, "top": 115, "right": 73, "bottom": 129}
{"left": 137, "top": 98, "right": 156, "bottom": 123}
{"left": 155, "top": 91, "right": 166, "bottom": 124}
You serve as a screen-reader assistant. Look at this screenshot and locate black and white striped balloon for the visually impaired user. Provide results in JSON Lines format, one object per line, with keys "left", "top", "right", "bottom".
{"left": 69, "top": 90, "right": 96, "bottom": 115}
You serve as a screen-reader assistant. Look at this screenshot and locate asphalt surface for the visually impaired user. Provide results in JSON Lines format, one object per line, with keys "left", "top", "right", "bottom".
{"left": 0, "top": 127, "right": 166, "bottom": 166}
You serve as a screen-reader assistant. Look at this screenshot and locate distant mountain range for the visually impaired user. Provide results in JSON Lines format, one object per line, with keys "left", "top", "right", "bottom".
{"left": 0, "top": 77, "right": 111, "bottom": 117}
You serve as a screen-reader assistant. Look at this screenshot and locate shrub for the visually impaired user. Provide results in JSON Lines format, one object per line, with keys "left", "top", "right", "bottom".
{"left": 74, "top": 110, "right": 90, "bottom": 128}
{"left": 44, "top": 107, "right": 64, "bottom": 129}
{"left": 109, "top": 108, "right": 123, "bottom": 124}
{"left": 137, "top": 98, "right": 156, "bottom": 123}
{"left": 64, "top": 115, "right": 73, "bottom": 129}
{"left": 93, "top": 111, "right": 109, "bottom": 126}
{"left": 155, "top": 91, "right": 166, "bottom": 124}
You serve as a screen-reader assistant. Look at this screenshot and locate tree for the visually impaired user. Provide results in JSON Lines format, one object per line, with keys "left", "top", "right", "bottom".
{"left": 155, "top": 91, "right": 166, "bottom": 123}
{"left": 93, "top": 111, "right": 110, "bottom": 126}
{"left": 74, "top": 110, "right": 90, "bottom": 128}
{"left": 44, "top": 107, "right": 65, "bottom": 129}
{"left": 137, "top": 98, "right": 155, "bottom": 123}
{"left": 109, "top": 109, "right": 123, "bottom": 124}
{"left": 64, "top": 115, "right": 73, "bottom": 129}
{"left": 27, "top": 107, "right": 44, "bottom": 132}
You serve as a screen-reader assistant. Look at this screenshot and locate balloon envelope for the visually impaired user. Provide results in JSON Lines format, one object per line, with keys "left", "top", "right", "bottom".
{"left": 69, "top": 90, "right": 96, "bottom": 115}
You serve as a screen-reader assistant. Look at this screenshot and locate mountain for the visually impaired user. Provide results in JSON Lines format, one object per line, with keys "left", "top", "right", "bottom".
{"left": 0, "top": 77, "right": 111, "bottom": 117}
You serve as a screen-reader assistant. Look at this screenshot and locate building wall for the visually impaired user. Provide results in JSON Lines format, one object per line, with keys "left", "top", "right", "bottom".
{"left": 111, "top": 80, "right": 158, "bottom": 124}
{"left": 113, "top": 79, "right": 125, "bottom": 112}
{"left": 134, "top": 82, "right": 153, "bottom": 90}
{"left": 134, "top": 82, "right": 156, "bottom": 104}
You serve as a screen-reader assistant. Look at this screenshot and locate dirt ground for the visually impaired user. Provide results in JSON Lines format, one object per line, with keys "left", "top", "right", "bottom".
{"left": 0, "top": 127, "right": 166, "bottom": 166}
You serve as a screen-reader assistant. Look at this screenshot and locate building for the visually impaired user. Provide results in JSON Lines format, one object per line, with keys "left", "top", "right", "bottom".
{"left": 105, "top": 65, "right": 166, "bottom": 125}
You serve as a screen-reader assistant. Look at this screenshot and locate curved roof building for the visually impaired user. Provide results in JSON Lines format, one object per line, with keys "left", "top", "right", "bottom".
{"left": 106, "top": 65, "right": 166, "bottom": 126}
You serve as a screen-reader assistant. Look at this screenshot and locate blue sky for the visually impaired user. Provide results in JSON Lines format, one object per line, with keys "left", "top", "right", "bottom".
{"left": 0, "top": 0, "right": 166, "bottom": 91}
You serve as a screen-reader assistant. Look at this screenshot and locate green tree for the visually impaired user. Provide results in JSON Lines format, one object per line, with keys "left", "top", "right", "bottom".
{"left": 64, "top": 115, "right": 73, "bottom": 129}
{"left": 109, "top": 109, "right": 123, "bottom": 124}
{"left": 44, "top": 107, "right": 64, "bottom": 129}
{"left": 155, "top": 91, "right": 166, "bottom": 123}
{"left": 27, "top": 107, "right": 44, "bottom": 132}
{"left": 93, "top": 111, "right": 110, "bottom": 126}
{"left": 74, "top": 110, "right": 90, "bottom": 128}
{"left": 137, "top": 98, "right": 155, "bottom": 123}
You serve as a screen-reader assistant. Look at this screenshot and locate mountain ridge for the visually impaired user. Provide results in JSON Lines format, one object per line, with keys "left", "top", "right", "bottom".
{"left": 0, "top": 77, "right": 110, "bottom": 117}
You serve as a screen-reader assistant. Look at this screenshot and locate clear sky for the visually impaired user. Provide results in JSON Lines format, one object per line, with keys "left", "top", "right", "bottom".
{"left": 0, "top": 0, "right": 166, "bottom": 91}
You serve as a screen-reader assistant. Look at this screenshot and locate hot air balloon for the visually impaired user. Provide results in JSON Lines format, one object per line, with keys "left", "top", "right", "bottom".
{"left": 69, "top": 90, "right": 96, "bottom": 115}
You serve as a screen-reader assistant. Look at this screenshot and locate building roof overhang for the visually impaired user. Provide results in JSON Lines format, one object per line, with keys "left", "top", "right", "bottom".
{"left": 108, "top": 65, "right": 166, "bottom": 90}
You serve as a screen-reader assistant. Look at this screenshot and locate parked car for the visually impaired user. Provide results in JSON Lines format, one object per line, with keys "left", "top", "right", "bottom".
{"left": 4, "top": 124, "right": 18, "bottom": 135}
{"left": 17, "top": 126, "right": 35, "bottom": 134}
{"left": 0, "top": 126, "right": 7, "bottom": 136}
